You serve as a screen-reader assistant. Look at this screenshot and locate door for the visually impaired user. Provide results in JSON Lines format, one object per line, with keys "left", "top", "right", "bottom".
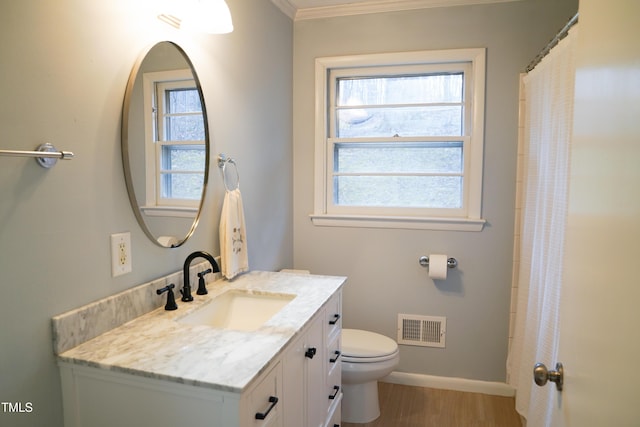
{"left": 546, "top": 1, "right": 640, "bottom": 425}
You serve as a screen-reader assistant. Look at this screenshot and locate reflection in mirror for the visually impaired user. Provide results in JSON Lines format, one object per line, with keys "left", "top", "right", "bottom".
{"left": 122, "top": 41, "right": 209, "bottom": 248}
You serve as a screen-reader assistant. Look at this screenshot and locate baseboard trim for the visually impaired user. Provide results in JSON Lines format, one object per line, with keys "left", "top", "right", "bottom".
{"left": 382, "top": 371, "right": 515, "bottom": 397}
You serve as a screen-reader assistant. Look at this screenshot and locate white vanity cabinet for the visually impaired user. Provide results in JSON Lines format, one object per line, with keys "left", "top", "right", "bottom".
{"left": 57, "top": 287, "right": 342, "bottom": 427}
{"left": 282, "top": 291, "right": 342, "bottom": 427}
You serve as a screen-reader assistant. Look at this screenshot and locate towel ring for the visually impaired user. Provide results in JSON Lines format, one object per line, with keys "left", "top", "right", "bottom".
{"left": 218, "top": 154, "right": 240, "bottom": 191}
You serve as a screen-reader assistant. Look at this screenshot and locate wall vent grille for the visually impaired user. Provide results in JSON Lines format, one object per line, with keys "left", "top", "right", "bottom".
{"left": 397, "top": 314, "right": 446, "bottom": 348}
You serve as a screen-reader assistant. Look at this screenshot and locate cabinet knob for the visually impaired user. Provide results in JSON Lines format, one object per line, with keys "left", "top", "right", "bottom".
{"left": 305, "top": 347, "right": 317, "bottom": 359}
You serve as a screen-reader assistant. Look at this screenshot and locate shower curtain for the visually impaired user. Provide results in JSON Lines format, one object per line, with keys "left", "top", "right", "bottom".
{"left": 507, "top": 26, "right": 577, "bottom": 426}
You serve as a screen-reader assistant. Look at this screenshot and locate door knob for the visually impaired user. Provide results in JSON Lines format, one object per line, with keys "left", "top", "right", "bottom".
{"left": 533, "top": 362, "right": 563, "bottom": 391}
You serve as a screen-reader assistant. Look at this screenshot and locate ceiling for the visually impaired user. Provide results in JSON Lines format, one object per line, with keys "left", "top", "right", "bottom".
{"left": 271, "top": 0, "right": 521, "bottom": 20}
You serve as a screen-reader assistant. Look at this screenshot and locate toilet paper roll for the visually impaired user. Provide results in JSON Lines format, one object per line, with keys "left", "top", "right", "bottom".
{"left": 428, "top": 254, "right": 448, "bottom": 280}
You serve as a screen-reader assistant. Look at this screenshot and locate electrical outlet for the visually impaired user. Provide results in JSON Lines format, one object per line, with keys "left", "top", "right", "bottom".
{"left": 111, "top": 232, "right": 132, "bottom": 277}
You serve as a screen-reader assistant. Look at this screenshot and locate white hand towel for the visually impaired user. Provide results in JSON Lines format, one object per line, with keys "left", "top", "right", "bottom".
{"left": 219, "top": 188, "right": 249, "bottom": 279}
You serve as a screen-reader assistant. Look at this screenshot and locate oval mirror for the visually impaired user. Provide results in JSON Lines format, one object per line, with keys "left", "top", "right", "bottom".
{"left": 122, "top": 41, "right": 209, "bottom": 248}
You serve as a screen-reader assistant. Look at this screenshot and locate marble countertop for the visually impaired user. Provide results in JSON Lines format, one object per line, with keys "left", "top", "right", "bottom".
{"left": 57, "top": 271, "right": 345, "bottom": 393}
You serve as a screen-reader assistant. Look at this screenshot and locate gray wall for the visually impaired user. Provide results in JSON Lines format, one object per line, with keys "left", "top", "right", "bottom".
{"left": 292, "top": 0, "right": 578, "bottom": 382}
{"left": 0, "top": 1, "right": 292, "bottom": 425}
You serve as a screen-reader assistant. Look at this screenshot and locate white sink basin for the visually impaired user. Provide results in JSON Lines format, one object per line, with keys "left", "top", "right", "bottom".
{"left": 178, "top": 289, "right": 296, "bottom": 331}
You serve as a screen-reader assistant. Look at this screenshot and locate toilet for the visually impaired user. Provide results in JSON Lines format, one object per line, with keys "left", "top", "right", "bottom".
{"left": 341, "top": 329, "right": 400, "bottom": 423}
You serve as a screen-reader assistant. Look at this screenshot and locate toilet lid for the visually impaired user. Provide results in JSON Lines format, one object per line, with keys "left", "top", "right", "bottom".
{"left": 342, "top": 329, "right": 398, "bottom": 358}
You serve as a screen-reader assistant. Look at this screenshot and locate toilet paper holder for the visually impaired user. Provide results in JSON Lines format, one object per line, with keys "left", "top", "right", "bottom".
{"left": 419, "top": 256, "right": 458, "bottom": 269}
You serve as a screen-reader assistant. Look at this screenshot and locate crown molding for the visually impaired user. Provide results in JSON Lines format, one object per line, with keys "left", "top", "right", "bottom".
{"left": 271, "top": 0, "right": 521, "bottom": 21}
{"left": 271, "top": 0, "right": 297, "bottom": 19}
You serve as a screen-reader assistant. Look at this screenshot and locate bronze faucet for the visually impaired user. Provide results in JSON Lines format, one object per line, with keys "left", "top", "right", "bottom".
{"left": 181, "top": 251, "right": 220, "bottom": 302}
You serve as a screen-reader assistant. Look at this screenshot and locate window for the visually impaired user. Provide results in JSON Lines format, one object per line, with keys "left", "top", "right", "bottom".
{"left": 312, "top": 49, "right": 486, "bottom": 231}
{"left": 142, "top": 69, "right": 206, "bottom": 217}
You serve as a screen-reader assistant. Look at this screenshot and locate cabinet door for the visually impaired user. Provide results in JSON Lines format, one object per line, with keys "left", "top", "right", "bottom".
{"left": 305, "top": 315, "right": 326, "bottom": 427}
{"left": 282, "top": 333, "right": 305, "bottom": 426}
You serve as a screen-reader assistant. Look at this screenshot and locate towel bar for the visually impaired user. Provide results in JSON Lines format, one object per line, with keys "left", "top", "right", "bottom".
{"left": 0, "top": 143, "right": 74, "bottom": 168}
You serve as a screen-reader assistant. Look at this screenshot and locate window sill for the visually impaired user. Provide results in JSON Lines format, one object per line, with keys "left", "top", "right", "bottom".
{"left": 309, "top": 214, "right": 485, "bottom": 231}
{"left": 141, "top": 206, "right": 197, "bottom": 219}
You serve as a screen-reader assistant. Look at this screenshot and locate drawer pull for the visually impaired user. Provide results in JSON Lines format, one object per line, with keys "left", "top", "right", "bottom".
{"left": 329, "top": 313, "right": 341, "bottom": 325}
{"left": 305, "top": 347, "right": 317, "bottom": 359}
{"left": 328, "top": 385, "right": 340, "bottom": 400}
{"left": 255, "top": 396, "right": 278, "bottom": 420}
{"left": 329, "top": 350, "right": 341, "bottom": 363}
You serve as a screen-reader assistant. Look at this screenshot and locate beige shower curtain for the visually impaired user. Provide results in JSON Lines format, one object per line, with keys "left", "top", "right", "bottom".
{"left": 507, "top": 26, "right": 577, "bottom": 426}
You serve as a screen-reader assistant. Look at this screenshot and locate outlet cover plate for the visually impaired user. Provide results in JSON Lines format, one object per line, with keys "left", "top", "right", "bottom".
{"left": 111, "top": 232, "right": 132, "bottom": 277}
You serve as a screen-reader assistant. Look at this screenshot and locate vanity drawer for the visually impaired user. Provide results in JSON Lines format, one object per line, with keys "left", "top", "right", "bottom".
{"left": 324, "top": 360, "right": 342, "bottom": 423}
{"left": 324, "top": 292, "right": 342, "bottom": 341}
{"left": 326, "top": 333, "right": 341, "bottom": 378}
{"left": 246, "top": 362, "right": 282, "bottom": 427}
{"left": 325, "top": 391, "right": 342, "bottom": 427}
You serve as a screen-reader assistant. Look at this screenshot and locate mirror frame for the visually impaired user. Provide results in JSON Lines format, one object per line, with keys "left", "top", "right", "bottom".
{"left": 121, "top": 41, "right": 210, "bottom": 248}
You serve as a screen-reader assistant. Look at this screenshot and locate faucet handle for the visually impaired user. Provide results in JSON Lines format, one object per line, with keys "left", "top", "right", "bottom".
{"left": 196, "top": 269, "right": 213, "bottom": 295}
{"left": 156, "top": 284, "right": 178, "bottom": 311}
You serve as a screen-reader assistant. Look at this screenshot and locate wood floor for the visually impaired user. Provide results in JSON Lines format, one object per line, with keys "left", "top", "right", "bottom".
{"left": 342, "top": 382, "right": 523, "bottom": 427}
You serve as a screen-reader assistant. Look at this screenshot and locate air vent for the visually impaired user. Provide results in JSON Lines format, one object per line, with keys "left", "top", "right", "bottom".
{"left": 397, "top": 314, "right": 446, "bottom": 348}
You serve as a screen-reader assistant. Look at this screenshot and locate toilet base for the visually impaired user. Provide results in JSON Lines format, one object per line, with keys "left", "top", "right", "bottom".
{"left": 341, "top": 381, "right": 381, "bottom": 424}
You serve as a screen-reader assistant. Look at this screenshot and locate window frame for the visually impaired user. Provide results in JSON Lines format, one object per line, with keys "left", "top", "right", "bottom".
{"left": 312, "top": 49, "right": 487, "bottom": 231}
{"left": 141, "top": 69, "right": 204, "bottom": 218}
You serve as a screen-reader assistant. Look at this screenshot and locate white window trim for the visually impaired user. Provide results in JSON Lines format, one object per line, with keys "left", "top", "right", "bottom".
{"left": 142, "top": 68, "right": 200, "bottom": 219}
{"left": 311, "top": 48, "right": 487, "bottom": 231}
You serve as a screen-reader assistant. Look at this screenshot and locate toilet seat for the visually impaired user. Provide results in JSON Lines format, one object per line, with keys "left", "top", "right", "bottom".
{"left": 342, "top": 329, "right": 399, "bottom": 363}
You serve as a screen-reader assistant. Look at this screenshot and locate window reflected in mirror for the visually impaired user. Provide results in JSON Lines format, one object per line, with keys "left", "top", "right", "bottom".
{"left": 143, "top": 69, "right": 205, "bottom": 211}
